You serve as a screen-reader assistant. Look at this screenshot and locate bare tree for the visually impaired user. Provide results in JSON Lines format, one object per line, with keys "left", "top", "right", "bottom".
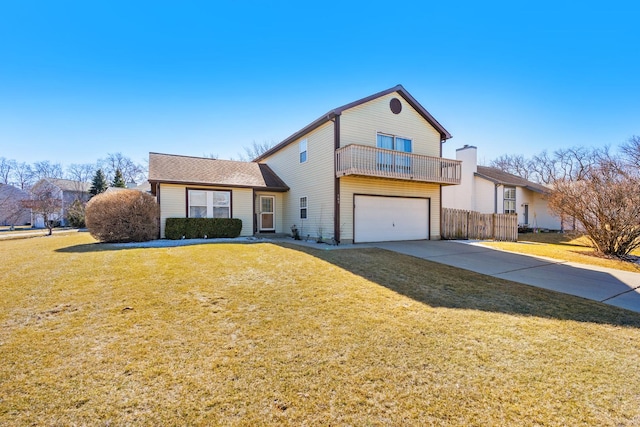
{"left": 0, "top": 158, "right": 15, "bottom": 184}
{"left": 620, "top": 135, "right": 640, "bottom": 169}
{"left": 548, "top": 152, "right": 640, "bottom": 258}
{"left": 66, "top": 163, "right": 96, "bottom": 183}
{"left": 489, "top": 154, "right": 531, "bottom": 180}
{"left": 235, "top": 140, "right": 276, "bottom": 161}
{"left": 529, "top": 146, "right": 597, "bottom": 184}
{"left": 23, "top": 182, "right": 62, "bottom": 236}
{"left": 32, "top": 160, "right": 64, "bottom": 181}
{"left": 99, "top": 153, "right": 146, "bottom": 184}
{"left": 13, "top": 162, "right": 34, "bottom": 190}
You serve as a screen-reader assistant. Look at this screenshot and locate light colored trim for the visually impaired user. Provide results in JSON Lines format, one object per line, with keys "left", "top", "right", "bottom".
{"left": 259, "top": 195, "right": 276, "bottom": 231}
{"left": 299, "top": 195, "right": 308, "bottom": 219}
{"left": 299, "top": 138, "right": 308, "bottom": 163}
{"left": 186, "top": 188, "right": 232, "bottom": 219}
{"left": 375, "top": 130, "right": 413, "bottom": 151}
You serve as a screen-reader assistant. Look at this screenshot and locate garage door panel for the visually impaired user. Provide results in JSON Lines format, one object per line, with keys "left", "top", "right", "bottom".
{"left": 354, "top": 196, "right": 428, "bottom": 243}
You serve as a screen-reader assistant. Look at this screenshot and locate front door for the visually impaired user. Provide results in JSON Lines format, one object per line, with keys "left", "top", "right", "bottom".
{"left": 259, "top": 196, "right": 275, "bottom": 232}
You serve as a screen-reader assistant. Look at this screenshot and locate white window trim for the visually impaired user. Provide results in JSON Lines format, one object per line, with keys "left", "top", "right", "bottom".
{"left": 187, "top": 189, "right": 231, "bottom": 218}
{"left": 376, "top": 131, "right": 413, "bottom": 152}
{"left": 503, "top": 187, "right": 516, "bottom": 214}
{"left": 299, "top": 139, "right": 308, "bottom": 163}
{"left": 300, "top": 196, "right": 308, "bottom": 219}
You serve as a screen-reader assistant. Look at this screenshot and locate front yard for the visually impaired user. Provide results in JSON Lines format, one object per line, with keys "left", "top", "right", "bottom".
{"left": 484, "top": 232, "right": 640, "bottom": 273}
{"left": 2, "top": 234, "right": 640, "bottom": 425}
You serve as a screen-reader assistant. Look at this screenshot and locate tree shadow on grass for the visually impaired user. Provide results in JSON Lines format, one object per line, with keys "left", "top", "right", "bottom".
{"left": 276, "top": 243, "right": 640, "bottom": 328}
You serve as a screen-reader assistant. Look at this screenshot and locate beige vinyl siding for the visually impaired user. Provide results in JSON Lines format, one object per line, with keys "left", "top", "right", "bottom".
{"left": 340, "top": 92, "right": 442, "bottom": 157}
{"left": 157, "top": 183, "right": 254, "bottom": 238}
{"left": 339, "top": 176, "right": 441, "bottom": 242}
{"left": 261, "top": 121, "right": 335, "bottom": 240}
{"left": 158, "top": 184, "right": 185, "bottom": 238}
{"left": 232, "top": 188, "right": 255, "bottom": 236}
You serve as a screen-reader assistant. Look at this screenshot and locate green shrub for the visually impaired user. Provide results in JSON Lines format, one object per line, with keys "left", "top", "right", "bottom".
{"left": 165, "top": 218, "right": 243, "bottom": 240}
{"left": 66, "top": 199, "right": 86, "bottom": 228}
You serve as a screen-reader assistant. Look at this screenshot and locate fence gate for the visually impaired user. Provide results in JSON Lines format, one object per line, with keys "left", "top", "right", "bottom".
{"left": 441, "top": 208, "right": 517, "bottom": 241}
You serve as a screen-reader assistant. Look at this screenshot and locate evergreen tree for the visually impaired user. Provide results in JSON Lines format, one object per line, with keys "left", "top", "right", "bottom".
{"left": 66, "top": 199, "right": 86, "bottom": 228}
{"left": 111, "top": 168, "right": 126, "bottom": 188}
{"left": 90, "top": 169, "right": 108, "bottom": 196}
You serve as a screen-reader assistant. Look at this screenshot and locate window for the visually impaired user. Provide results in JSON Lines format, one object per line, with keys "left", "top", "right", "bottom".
{"left": 504, "top": 187, "right": 516, "bottom": 214}
{"left": 300, "top": 197, "right": 307, "bottom": 219}
{"left": 188, "top": 189, "right": 231, "bottom": 218}
{"left": 376, "top": 133, "right": 412, "bottom": 172}
{"left": 299, "top": 139, "right": 308, "bottom": 163}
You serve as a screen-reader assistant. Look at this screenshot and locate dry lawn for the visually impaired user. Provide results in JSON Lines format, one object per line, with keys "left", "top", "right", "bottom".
{"left": 483, "top": 232, "right": 640, "bottom": 273}
{"left": 2, "top": 233, "right": 640, "bottom": 426}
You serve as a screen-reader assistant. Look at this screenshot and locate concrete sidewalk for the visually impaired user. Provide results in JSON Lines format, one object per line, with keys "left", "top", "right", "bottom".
{"left": 373, "top": 240, "right": 640, "bottom": 313}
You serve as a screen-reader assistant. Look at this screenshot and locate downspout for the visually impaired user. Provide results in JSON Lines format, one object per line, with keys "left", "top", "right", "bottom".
{"left": 494, "top": 183, "right": 501, "bottom": 214}
{"left": 438, "top": 137, "right": 445, "bottom": 240}
{"left": 333, "top": 114, "right": 341, "bottom": 244}
{"left": 155, "top": 182, "right": 161, "bottom": 239}
{"left": 252, "top": 189, "right": 257, "bottom": 235}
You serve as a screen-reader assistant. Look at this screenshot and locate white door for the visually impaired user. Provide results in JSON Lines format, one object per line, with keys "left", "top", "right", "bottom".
{"left": 354, "top": 195, "right": 428, "bottom": 243}
{"left": 259, "top": 196, "right": 275, "bottom": 232}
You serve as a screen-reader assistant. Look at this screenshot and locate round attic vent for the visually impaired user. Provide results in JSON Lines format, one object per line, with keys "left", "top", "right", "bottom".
{"left": 390, "top": 98, "right": 402, "bottom": 114}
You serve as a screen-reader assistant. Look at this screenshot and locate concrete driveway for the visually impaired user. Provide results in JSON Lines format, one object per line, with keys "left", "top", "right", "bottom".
{"left": 373, "top": 240, "right": 640, "bottom": 314}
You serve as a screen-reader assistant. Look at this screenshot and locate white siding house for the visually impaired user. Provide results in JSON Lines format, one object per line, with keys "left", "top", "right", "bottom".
{"left": 442, "top": 145, "right": 565, "bottom": 230}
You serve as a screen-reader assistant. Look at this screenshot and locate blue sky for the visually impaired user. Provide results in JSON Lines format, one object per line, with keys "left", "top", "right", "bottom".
{"left": 1, "top": 1, "right": 638, "bottom": 169}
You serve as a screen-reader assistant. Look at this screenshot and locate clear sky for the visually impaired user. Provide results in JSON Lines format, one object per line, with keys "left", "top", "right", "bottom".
{"left": 1, "top": 1, "right": 638, "bottom": 169}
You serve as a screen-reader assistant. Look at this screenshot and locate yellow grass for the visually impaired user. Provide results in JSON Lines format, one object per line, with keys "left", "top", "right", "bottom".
{"left": 1, "top": 233, "right": 640, "bottom": 426}
{"left": 483, "top": 232, "right": 640, "bottom": 273}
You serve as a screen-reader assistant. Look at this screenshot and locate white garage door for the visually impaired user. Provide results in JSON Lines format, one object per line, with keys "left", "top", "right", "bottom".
{"left": 354, "top": 195, "right": 429, "bottom": 243}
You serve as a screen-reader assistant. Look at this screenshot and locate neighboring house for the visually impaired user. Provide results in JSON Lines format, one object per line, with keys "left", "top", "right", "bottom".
{"left": 442, "top": 145, "right": 565, "bottom": 230}
{"left": 0, "top": 184, "right": 31, "bottom": 226}
{"left": 149, "top": 85, "right": 461, "bottom": 243}
{"left": 31, "top": 178, "right": 91, "bottom": 227}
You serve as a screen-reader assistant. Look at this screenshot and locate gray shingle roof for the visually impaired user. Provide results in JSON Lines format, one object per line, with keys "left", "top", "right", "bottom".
{"left": 43, "top": 178, "right": 91, "bottom": 193}
{"left": 148, "top": 152, "right": 289, "bottom": 191}
{"left": 476, "top": 166, "right": 550, "bottom": 194}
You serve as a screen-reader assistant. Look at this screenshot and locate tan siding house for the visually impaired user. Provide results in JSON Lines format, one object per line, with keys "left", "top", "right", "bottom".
{"left": 149, "top": 155, "right": 288, "bottom": 238}
{"left": 259, "top": 121, "right": 336, "bottom": 240}
{"left": 149, "top": 85, "right": 461, "bottom": 242}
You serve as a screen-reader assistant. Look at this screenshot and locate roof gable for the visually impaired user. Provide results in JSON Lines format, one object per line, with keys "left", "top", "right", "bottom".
{"left": 33, "top": 178, "right": 91, "bottom": 193}
{"left": 148, "top": 152, "right": 288, "bottom": 191}
{"left": 256, "top": 84, "right": 451, "bottom": 161}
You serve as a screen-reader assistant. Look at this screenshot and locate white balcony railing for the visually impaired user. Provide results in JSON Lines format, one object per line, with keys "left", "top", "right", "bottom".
{"left": 336, "top": 144, "right": 461, "bottom": 185}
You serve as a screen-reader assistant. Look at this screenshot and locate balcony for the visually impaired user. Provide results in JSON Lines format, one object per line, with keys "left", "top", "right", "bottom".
{"left": 335, "top": 144, "right": 461, "bottom": 185}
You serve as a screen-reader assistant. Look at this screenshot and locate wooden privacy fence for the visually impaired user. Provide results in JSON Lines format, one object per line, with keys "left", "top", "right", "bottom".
{"left": 441, "top": 208, "right": 518, "bottom": 241}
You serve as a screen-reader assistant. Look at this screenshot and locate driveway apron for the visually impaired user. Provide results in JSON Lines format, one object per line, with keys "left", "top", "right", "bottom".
{"left": 373, "top": 240, "right": 640, "bottom": 313}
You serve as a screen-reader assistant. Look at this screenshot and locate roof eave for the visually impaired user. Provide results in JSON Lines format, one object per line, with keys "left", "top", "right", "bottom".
{"left": 148, "top": 179, "right": 289, "bottom": 192}
{"left": 255, "top": 84, "right": 452, "bottom": 160}
{"left": 474, "top": 172, "right": 501, "bottom": 185}
{"left": 254, "top": 112, "right": 338, "bottom": 161}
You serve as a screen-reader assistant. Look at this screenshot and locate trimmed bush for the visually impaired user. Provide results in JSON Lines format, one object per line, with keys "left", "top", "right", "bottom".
{"left": 165, "top": 218, "right": 242, "bottom": 240}
{"left": 85, "top": 190, "right": 159, "bottom": 243}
